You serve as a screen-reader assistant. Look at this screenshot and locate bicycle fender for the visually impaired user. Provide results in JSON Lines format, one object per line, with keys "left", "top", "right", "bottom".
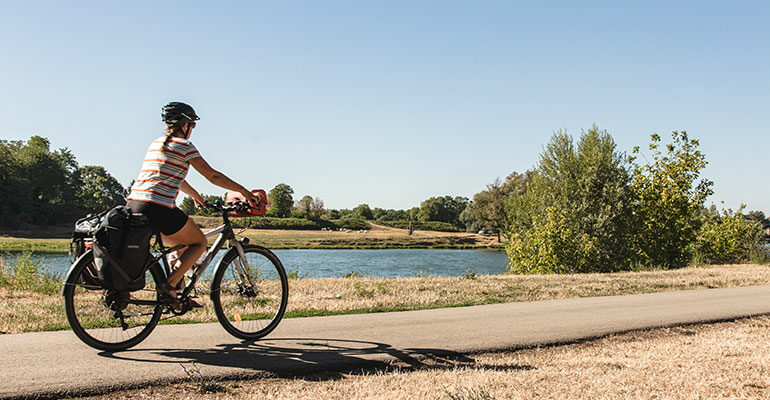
{"left": 61, "top": 249, "right": 94, "bottom": 296}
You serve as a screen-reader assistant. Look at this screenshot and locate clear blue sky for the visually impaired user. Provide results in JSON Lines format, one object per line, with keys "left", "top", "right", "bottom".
{"left": 1, "top": 1, "right": 768, "bottom": 213}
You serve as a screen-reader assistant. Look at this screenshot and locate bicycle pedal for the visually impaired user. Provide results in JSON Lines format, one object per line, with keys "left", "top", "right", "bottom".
{"left": 185, "top": 297, "right": 204, "bottom": 309}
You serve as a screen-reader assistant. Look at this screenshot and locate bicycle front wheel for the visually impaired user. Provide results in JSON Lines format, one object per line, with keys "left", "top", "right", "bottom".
{"left": 210, "top": 245, "right": 288, "bottom": 340}
{"left": 63, "top": 251, "right": 163, "bottom": 351}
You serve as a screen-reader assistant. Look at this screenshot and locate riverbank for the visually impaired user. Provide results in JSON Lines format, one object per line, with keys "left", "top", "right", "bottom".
{"left": 2, "top": 263, "right": 768, "bottom": 334}
{"left": 0, "top": 221, "right": 502, "bottom": 253}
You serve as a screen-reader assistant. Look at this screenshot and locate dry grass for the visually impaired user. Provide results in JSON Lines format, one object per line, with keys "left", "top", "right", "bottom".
{"left": 68, "top": 315, "right": 770, "bottom": 399}
{"left": 2, "top": 263, "right": 769, "bottom": 334}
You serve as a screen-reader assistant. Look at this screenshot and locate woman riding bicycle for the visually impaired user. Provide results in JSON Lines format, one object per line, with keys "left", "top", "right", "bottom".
{"left": 126, "top": 102, "right": 261, "bottom": 301}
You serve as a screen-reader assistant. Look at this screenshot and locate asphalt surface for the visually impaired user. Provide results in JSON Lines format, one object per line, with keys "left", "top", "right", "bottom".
{"left": 2, "top": 285, "right": 770, "bottom": 399}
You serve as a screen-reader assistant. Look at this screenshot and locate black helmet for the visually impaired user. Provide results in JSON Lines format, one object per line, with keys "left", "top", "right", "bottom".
{"left": 162, "top": 102, "right": 200, "bottom": 124}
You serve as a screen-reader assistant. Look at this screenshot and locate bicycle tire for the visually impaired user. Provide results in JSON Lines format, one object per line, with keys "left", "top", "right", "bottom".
{"left": 63, "top": 251, "right": 163, "bottom": 351}
{"left": 210, "top": 245, "right": 288, "bottom": 340}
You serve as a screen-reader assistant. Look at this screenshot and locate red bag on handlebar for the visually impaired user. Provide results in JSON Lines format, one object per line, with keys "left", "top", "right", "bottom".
{"left": 225, "top": 189, "right": 267, "bottom": 217}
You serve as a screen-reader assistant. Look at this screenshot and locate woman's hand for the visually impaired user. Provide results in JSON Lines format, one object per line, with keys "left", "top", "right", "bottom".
{"left": 193, "top": 193, "right": 207, "bottom": 209}
{"left": 241, "top": 190, "right": 262, "bottom": 205}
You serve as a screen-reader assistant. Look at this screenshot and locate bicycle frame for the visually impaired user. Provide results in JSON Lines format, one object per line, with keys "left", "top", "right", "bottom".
{"left": 141, "top": 211, "right": 256, "bottom": 307}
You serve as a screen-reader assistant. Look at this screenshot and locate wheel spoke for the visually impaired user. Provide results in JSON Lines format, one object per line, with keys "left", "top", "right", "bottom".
{"left": 211, "top": 246, "right": 287, "bottom": 340}
{"left": 64, "top": 252, "right": 163, "bottom": 351}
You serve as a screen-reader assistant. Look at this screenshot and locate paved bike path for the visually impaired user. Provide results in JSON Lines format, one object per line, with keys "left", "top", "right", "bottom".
{"left": 2, "top": 285, "right": 770, "bottom": 399}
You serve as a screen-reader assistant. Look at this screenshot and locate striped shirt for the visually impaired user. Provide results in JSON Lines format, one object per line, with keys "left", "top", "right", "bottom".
{"left": 127, "top": 136, "right": 202, "bottom": 208}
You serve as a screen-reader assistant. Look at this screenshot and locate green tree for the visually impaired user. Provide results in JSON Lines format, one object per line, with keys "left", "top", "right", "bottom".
{"left": 75, "top": 165, "right": 125, "bottom": 212}
{"left": 179, "top": 194, "right": 221, "bottom": 216}
{"left": 505, "top": 126, "right": 634, "bottom": 274}
{"left": 460, "top": 171, "right": 532, "bottom": 239}
{"left": 179, "top": 196, "right": 197, "bottom": 215}
{"left": 352, "top": 204, "right": 374, "bottom": 220}
{"left": 417, "top": 196, "right": 469, "bottom": 226}
{"left": 630, "top": 131, "right": 713, "bottom": 269}
{"left": 322, "top": 209, "right": 341, "bottom": 220}
{"left": 296, "top": 195, "right": 313, "bottom": 217}
{"left": 311, "top": 197, "right": 325, "bottom": 218}
{"left": 0, "top": 136, "right": 80, "bottom": 226}
{"left": 267, "top": 183, "right": 294, "bottom": 218}
{"left": 745, "top": 211, "right": 769, "bottom": 229}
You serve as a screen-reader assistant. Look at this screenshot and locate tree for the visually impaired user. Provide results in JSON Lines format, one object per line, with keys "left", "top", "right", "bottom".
{"left": 267, "top": 183, "right": 294, "bottom": 218}
{"left": 417, "top": 196, "right": 469, "bottom": 226}
{"left": 352, "top": 204, "right": 374, "bottom": 220}
{"left": 311, "top": 197, "right": 325, "bottom": 218}
{"left": 75, "top": 165, "right": 126, "bottom": 212}
{"left": 746, "top": 210, "right": 769, "bottom": 229}
{"left": 505, "top": 126, "right": 634, "bottom": 274}
{"left": 179, "top": 194, "right": 222, "bottom": 216}
{"left": 179, "top": 196, "right": 197, "bottom": 216}
{"left": 296, "top": 195, "right": 313, "bottom": 217}
{"left": 0, "top": 136, "right": 80, "bottom": 226}
{"left": 630, "top": 131, "right": 713, "bottom": 269}
{"left": 322, "top": 209, "right": 341, "bottom": 220}
{"left": 460, "top": 171, "right": 532, "bottom": 240}
{"left": 372, "top": 208, "right": 409, "bottom": 221}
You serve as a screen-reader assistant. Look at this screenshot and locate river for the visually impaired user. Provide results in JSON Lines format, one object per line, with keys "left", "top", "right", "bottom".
{"left": 1, "top": 249, "right": 509, "bottom": 279}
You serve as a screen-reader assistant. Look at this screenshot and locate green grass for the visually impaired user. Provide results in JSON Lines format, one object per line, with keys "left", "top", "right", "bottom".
{"left": 0, "top": 240, "right": 70, "bottom": 254}
{"left": 41, "top": 323, "right": 70, "bottom": 332}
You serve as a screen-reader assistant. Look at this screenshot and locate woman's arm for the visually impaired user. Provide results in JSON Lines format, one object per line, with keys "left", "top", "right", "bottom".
{"left": 189, "top": 156, "right": 261, "bottom": 203}
{"left": 179, "top": 180, "right": 206, "bottom": 206}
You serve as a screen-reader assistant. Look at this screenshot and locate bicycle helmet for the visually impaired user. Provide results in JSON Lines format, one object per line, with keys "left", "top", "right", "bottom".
{"left": 161, "top": 102, "right": 200, "bottom": 124}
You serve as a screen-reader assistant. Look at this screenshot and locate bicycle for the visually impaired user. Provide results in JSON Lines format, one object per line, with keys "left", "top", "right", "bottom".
{"left": 62, "top": 199, "right": 289, "bottom": 351}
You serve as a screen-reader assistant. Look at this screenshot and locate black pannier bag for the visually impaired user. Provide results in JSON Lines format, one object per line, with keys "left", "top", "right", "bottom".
{"left": 70, "top": 212, "right": 104, "bottom": 289}
{"left": 70, "top": 213, "right": 101, "bottom": 262}
{"left": 92, "top": 206, "right": 154, "bottom": 292}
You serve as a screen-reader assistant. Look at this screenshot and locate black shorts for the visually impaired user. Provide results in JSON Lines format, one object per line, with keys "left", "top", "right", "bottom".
{"left": 126, "top": 200, "right": 189, "bottom": 235}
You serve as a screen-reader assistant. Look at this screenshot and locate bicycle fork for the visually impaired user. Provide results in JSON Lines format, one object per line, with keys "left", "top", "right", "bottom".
{"left": 231, "top": 240, "right": 259, "bottom": 297}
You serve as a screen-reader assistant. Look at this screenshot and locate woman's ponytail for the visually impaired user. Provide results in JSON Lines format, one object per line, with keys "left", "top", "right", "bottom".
{"left": 163, "top": 123, "right": 181, "bottom": 148}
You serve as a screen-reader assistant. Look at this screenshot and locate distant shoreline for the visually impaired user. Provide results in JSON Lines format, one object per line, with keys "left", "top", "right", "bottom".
{"left": 0, "top": 222, "right": 504, "bottom": 254}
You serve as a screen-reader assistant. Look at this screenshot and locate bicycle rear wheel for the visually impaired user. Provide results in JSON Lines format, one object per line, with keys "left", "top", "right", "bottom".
{"left": 210, "top": 245, "right": 288, "bottom": 340}
{"left": 63, "top": 251, "right": 163, "bottom": 351}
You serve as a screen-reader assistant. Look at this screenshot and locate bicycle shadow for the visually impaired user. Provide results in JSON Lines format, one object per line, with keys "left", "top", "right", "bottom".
{"left": 100, "top": 338, "right": 533, "bottom": 379}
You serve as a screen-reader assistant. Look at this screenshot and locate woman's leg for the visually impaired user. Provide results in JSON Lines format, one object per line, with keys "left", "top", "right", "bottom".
{"left": 163, "top": 218, "right": 207, "bottom": 288}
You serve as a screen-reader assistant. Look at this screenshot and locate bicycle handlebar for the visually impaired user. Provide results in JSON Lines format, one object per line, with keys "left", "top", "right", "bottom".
{"left": 202, "top": 198, "right": 263, "bottom": 214}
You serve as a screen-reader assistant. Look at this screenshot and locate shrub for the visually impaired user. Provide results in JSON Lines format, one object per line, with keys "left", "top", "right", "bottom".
{"left": 230, "top": 216, "right": 334, "bottom": 230}
{"left": 287, "top": 267, "right": 307, "bottom": 279}
{"left": 630, "top": 131, "right": 713, "bottom": 269}
{"left": 696, "top": 207, "right": 765, "bottom": 264}
{"left": 0, "top": 252, "right": 61, "bottom": 294}
{"left": 378, "top": 220, "right": 462, "bottom": 232}
{"left": 507, "top": 207, "right": 601, "bottom": 274}
{"left": 331, "top": 217, "right": 369, "bottom": 231}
